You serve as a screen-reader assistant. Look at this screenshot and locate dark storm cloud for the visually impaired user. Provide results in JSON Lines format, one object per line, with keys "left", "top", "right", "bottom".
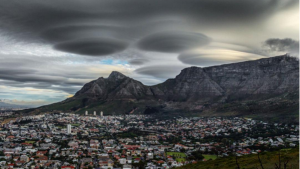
{"left": 54, "top": 38, "right": 128, "bottom": 56}
{"left": 135, "top": 65, "right": 187, "bottom": 79}
{"left": 178, "top": 53, "right": 229, "bottom": 66}
{"left": 0, "top": 55, "right": 99, "bottom": 94}
{"left": 0, "top": 0, "right": 298, "bottom": 106}
{"left": 0, "top": 0, "right": 297, "bottom": 56}
{"left": 0, "top": 66, "right": 88, "bottom": 87}
{"left": 128, "top": 58, "right": 149, "bottom": 65}
{"left": 40, "top": 25, "right": 131, "bottom": 42}
{"left": 1, "top": 80, "right": 80, "bottom": 94}
{"left": 263, "top": 38, "right": 299, "bottom": 56}
{"left": 137, "top": 31, "right": 211, "bottom": 53}
{"left": 0, "top": 72, "right": 84, "bottom": 94}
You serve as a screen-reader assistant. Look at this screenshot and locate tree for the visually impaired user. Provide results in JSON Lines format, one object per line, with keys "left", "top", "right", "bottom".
{"left": 257, "top": 152, "right": 264, "bottom": 169}
{"left": 191, "top": 151, "right": 204, "bottom": 161}
{"left": 235, "top": 155, "right": 240, "bottom": 169}
{"left": 274, "top": 151, "right": 290, "bottom": 169}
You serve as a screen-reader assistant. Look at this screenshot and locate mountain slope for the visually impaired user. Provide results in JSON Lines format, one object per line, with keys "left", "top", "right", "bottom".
{"left": 74, "top": 71, "right": 155, "bottom": 100}
{"left": 177, "top": 148, "right": 299, "bottom": 169}
{"left": 23, "top": 55, "right": 299, "bottom": 121}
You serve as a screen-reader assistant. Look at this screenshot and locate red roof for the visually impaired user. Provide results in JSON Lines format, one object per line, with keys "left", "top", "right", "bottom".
{"left": 61, "top": 166, "right": 75, "bottom": 169}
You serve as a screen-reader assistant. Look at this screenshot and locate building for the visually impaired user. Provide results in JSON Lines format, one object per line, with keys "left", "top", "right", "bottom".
{"left": 101, "top": 111, "right": 103, "bottom": 117}
{"left": 67, "top": 124, "right": 71, "bottom": 134}
{"left": 85, "top": 111, "right": 88, "bottom": 116}
{"left": 94, "top": 111, "right": 96, "bottom": 116}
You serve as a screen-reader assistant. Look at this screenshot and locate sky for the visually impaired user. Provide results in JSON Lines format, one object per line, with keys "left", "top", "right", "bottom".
{"left": 0, "top": 0, "right": 298, "bottom": 107}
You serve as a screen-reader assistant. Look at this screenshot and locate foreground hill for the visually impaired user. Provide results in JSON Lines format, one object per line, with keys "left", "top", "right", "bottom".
{"left": 22, "top": 55, "right": 299, "bottom": 122}
{"left": 177, "top": 148, "right": 299, "bottom": 169}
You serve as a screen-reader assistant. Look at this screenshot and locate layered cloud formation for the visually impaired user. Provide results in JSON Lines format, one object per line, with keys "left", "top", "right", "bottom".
{"left": 0, "top": 0, "right": 298, "bottom": 106}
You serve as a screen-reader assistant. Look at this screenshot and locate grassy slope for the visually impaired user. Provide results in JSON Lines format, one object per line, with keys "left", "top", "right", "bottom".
{"left": 182, "top": 92, "right": 299, "bottom": 123}
{"left": 203, "top": 155, "right": 218, "bottom": 160}
{"left": 18, "top": 91, "right": 298, "bottom": 124}
{"left": 177, "top": 148, "right": 299, "bottom": 169}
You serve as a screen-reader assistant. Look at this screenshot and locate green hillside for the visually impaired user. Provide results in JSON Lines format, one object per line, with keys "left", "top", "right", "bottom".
{"left": 177, "top": 148, "right": 299, "bottom": 169}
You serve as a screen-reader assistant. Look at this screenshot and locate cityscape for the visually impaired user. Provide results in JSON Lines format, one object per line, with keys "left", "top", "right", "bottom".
{"left": 0, "top": 0, "right": 299, "bottom": 168}
{"left": 0, "top": 111, "right": 299, "bottom": 168}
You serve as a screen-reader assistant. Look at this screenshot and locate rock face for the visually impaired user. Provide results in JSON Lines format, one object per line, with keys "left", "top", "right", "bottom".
{"left": 74, "top": 55, "right": 298, "bottom": 103}
{"left": 32, "top": 55, "right": 298, "bottom": 119}
{"left": 74, "top": 71, "right": 153, "bottom": 100}
{"left": 203, "top": 55, "right": 299, "bottom": 96}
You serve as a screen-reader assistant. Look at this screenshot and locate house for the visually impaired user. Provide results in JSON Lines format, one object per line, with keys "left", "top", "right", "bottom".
{"left": 36, "top": 150, "right": 47, "bottom": 157}
{"left": 147, "top": 153, "right": 153, "bottom": 159}
{"left": 119, "top": 158, "right": 126, "bottom": 164}
{"left": 15, "top": 161, "right": 26, "bottom": 167}
{"left": 175, "top": 143, "right": 188, "bottom": 150}
{"left": 61, "top": 166, "right": 76, "bottom": 169}
{"left": 90, "top": 140, "right": 99, "bottom": 149}
{"left": 98, "top": 156, "right": 113, "bottom": 167}
{"left": 127, "top": 156, "right": 132, "bottom": 164}
{"left": 134, "top": 158, "right": 141, "bottom": 163}
{"left": 68, "top": 141, "right": 79, "bottom": 149}
{"left": 7, "top": 163, "right": 14, "bottom": 169}
{"left": 35, "top": 156, "right": 48, "bottom": 163}
{"left": 123, "top": 164, "right": 132, "bottom": 169}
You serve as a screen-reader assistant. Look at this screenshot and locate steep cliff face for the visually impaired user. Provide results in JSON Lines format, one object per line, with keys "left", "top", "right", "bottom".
{"left": 67, "top": 55, "right": 299, "bottom": 104}
{"left": 154, "top": 67, "right": 225, "bottom": 101}
{"left": 30, "top": 55, "right": 298, "bottom": 120}
{"left": 153, "top": 55, "right": 298, "bottom": 102}
{"left": 203, "top": 55, "right": 299, "bottom": 96}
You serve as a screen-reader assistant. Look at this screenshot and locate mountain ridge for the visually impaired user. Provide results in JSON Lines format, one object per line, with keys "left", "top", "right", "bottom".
{"left": 21, "top": 55, "right": 299, "bottom": 122}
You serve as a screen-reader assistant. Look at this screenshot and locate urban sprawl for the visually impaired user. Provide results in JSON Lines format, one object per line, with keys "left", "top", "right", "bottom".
{"left": 0, "top": 111, "right": 299, "bottom": 169}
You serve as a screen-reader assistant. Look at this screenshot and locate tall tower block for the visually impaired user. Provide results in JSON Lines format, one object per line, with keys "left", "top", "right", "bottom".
{"left": 85, "top": 111, "right": 88, "bottom": 116}
{"left": 67, "top": 124, "right": 72, "bottom": 134}
{"left": 94, "top": 111, "right": 96, "bottom": 116}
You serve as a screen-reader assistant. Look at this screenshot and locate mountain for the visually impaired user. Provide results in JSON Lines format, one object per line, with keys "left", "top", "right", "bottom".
{"left": 74, "top": 71, "right": 155, "bottom": 100}
{"left": 22, "top": 55, "right": 299, "bottom": 122}
{"left": 0, "top": 100, "right": 28, "bottom": 109}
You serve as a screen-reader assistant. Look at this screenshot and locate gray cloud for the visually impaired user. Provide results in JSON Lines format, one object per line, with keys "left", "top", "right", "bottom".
{"left": 0, "top": 0, "right": 298, "bottom": 106}
{"left": 40, "top": 25, "right": 132, "bottom": 42}
{"left": 263, "top": 38, "right": 299, "bottom": 56}
{"left": 1, "top": 80, "right": 80, "bottom": 94}
{"left": 54, "top": 38, "right": 128, "bottom": 56}
{"left": 0, "top": 54, "right": 108, "bottom": 95}
{"left": 0, "top": 0, "right": 297, "bottom": 56}
{"left": 128, "top": 58, "right": 149, "bottom": 65}
{"left": 178, "top": 54, "right": 229, "bottom": 66}
{"left": 137, "top": 31, "right": 211, "bottom": 53}
{"left": 135, "top": 65, "right": 187, "bottom": 79}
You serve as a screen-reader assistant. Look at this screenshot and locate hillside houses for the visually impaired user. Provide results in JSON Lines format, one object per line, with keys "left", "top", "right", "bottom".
{"left": 0, "top": 113, "right": 298, "bottom": 168}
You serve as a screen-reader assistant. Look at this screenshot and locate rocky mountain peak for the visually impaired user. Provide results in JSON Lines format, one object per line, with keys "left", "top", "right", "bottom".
{"left": 29, "top": 55, "right": 299, "bottom": 122}
{"left": 175, "top": 66, "right": 205, "bottom": 80}
{"left": 108, "top": 71, "right": 127, "bottom": 80}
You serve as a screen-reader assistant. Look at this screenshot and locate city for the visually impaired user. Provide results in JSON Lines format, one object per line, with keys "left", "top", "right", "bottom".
{"left": 0, "top": 0, "right": 299, "bottom": 168}
{"left": 0, "top": 111, "right": 298, "bottom": 168}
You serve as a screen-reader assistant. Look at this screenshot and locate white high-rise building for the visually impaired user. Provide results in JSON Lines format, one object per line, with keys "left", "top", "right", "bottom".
{"left": 100, "top": 111, "right": 103, "bottom": 117}
{"left": 85, "top": 111, "right": 88, "bottom": 116}
{"left": 94, "top": 111, "right": 96, "bottom": 116}
{"left": 67, "top": 124, "right": 71, "bottom": 134}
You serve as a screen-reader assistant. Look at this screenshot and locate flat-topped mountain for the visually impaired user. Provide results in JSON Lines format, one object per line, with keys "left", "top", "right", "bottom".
{"left": 24, "top": 55, "right": 299, "bottom": 122}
